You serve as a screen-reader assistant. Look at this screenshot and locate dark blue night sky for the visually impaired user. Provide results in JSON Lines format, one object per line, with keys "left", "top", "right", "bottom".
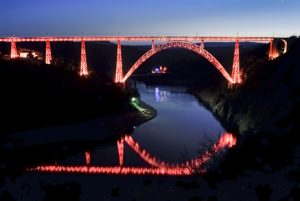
{"left": 1, "top": 0, "right": 299, "bottom": 36}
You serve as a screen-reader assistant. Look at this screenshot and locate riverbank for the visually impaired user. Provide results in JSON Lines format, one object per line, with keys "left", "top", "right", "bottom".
{"left": 0, "top": 98, "right": 156, "bottom": 184}
{"left": 0, "top": 57, "right": 157, "bottom": 180}
{"left": 5, "top": 99, "right": 156, "bottom": 146}
{"left": 189, "top": 38, "right": 300, "bottom": 183}
{"left": 0, "top": 58, "right": 144, "bottom": 137}
{"left": 190, "top": 86, "right": 300, "bottom": 200}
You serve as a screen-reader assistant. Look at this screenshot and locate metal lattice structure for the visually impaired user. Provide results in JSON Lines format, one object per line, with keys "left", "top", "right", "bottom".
{"left": 231, "top": 39, "right": 242, "bottom": 84}
{"left": 79, "top": 40, "right": 89, "bottom": 76}
{"left": 0, "top": 36, "right": 275, "bottom": 42}
{"left": 10, "top": 40, "right": 18, "bottom": 59}
{"left": 0, "top": 35, "right": 287, "bottom": 81}
{"left": 122, "top": 41, "right": 235, "bottom": 83}
{"left": 45, "top": 39, "right": 52, "bottom": 65}
{"left": 115, "top": 40, "right": 123, "bottom": 82}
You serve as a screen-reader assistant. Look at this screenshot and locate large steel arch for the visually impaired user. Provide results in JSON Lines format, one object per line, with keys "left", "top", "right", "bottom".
{"left": 122, "top": 41, "right": 234, "bottom": 83}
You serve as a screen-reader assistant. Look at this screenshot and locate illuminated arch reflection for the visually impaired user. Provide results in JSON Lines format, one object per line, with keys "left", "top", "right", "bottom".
{"left": 27, "top": 132, "right": 236, "bottom": 176}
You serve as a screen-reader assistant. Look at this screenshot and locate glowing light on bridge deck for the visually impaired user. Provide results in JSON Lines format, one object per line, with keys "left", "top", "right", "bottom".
{"left": 27, "top": 133, "right": 237, "bottom": 176}
{"left": 1, "top": 36, "right": 274, "bottom": 43}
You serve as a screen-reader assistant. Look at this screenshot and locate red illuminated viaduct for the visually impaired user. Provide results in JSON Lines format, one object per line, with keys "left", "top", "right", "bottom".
{"left": 0, "top": 36, "right": 288, "bottom": 85}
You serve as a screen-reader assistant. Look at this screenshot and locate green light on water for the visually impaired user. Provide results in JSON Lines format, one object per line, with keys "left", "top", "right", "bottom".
{"left": 130, "top": 97, "right": 150, "bottom": 115}
{"left": 131, "top": 97, "right": 138, "bottom": 103}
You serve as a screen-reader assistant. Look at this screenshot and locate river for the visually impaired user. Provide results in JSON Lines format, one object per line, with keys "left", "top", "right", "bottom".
{"left": 132, "top": 83, "right": 225, "bottom": 162}
{"left": 62, "top": 83, "right": 225, "bottom": 167}
{"left": 1, "top": 83, "right": 228, "bottom": 200}
{"left": 6, "top": 83, "right": 226, "bottom": 167}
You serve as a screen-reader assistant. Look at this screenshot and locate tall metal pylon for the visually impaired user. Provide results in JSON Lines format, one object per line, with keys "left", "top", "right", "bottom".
{"left": 10, "top": 39, "right": 18, "bottom": 59}
{"left": 45, "top": 39, "right": 52, "bottom": 64}
{"left": 268, "top": 39, "right": 278, "bottom": 60}
{"left": 269, "top": 39, "right": 274, "bottom": 60}
{"left": 79, "top": 39, "right": 89, "bottom": 76}
{"left": 231, "top": 38, "right": 242, "bottom": 84}
{"left": 115, "top": 40, "right": 123, "bottom": 83}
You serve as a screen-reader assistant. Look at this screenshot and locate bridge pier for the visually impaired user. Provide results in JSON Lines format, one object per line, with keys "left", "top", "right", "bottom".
{"left": 231, "top": 38, "right": 242, "bottom": 84}
{"left": 269, "top": 39, "right": 274, "bottom": 60}
{"left": 152, "top": 40, "right": 155, "bottom": 49}
{"left": 269, "top": 39, "right": 279, "bottom": 60}
{"left": 269, "top": 39, "right": 288, "bottom": 60}
{"left": 117, "top": 139, "right": 124, "bottom": 166}
{"left": 45, "top": 39, "right": 52, "bottom": 64}
{"left": 10, "top": 39, "right": 18, "bottom": 59}
{"left": 115, "top": 40, "right": 123, "bottom": 83}
{"left": 79, "top": 40, "right": 89, "bottom": 76}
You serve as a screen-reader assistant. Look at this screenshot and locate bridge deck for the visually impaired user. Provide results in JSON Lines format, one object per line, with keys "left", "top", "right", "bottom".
{"left": 0, "top": 36, "right": 274, "bottom": 42}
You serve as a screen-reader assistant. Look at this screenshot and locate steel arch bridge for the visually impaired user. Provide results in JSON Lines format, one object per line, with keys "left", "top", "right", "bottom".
{"left": 122, "top": 41, "right": 236, "bottom": 83}
{"left": 0, "top": 35, "right": 287, "bottom": 86}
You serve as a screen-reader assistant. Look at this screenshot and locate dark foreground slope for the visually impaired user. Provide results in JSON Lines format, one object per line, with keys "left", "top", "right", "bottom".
{"left": 192, "top": 37, "right": 300, "bottom": 178}
{"left": 0, "top": 58, "right": 138, "bottom": 136}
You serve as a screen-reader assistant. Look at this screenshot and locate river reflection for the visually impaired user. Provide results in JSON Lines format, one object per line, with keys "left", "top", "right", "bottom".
{"left": 155, "top": 87, "right": 169, "bottom": 102}
{"left": 4, "top": 83, "right": 228, "bottom": 176}
{"left": 132, "top": 84, "right": 225, "bottom": 163}
{"left": 0, "top": 83, "right": 237, "bottom": 201}
{"left": 26, "top": 83, "right": 233, "bottom": 176}
{"left": 28, "top": 133, "right": 236, "bottom": 175}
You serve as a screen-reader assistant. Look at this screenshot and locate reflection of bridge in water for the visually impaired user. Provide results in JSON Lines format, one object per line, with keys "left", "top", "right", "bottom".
{"left": 28, "top": 133, "right": 236, "bottom": 176}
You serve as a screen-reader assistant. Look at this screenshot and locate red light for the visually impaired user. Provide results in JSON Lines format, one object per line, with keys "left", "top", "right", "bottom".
{"left": 45, "top": 39, "right": 52, "bottom": 65}
{"left": 28, "top": 133, "right": 237, "bottom": 176}
{"left": 121, "top": 41, "right": 235, "bottom": 84}
{"left": 10, "top": 40, "right": 18, "bottom": 58}
{"left": 231, "top": 39, "right": 242, "bottom": 84}
{"left": 85, "top": 151, "right": 91, "bottom": 166}
{"left": 115, "top": 40, "right": 123, "bottom": 83}
{"left": 79, "top": 40, "right": 89, "bottom": 76}
{"left": 117, "top": 139, "right": 124, "bottom": 166}
{"left": 2, "top": 35, "right": 281, "bottom": 86}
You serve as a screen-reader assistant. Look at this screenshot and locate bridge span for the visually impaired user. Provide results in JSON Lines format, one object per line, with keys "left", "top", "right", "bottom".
{"left": 0, "top": 35, "right": 287, "bottom": 86}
